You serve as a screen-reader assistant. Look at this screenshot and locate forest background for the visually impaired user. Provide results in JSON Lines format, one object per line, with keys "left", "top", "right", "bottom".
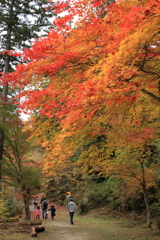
{"left": 0, "top": 0, "right": 160, "bottom": 229}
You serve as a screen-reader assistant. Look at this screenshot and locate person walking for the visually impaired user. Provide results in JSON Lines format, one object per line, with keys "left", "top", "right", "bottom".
{"left": 34, "top": 196, "right": 38, "bottom": 209}
{"left": 40, "top": 196, "right": 45, "bottom": 204}
{"left": 41, "top": 198, "right": 48, "bottom": 219}
{"left": 68, "top": 198, "right": 77, "bottom": 225}
{"left": 47, "top": 205, "right": 56, "bottom": 220}
{"left": 35, "top": 206, "right": 41, "bottom": 219}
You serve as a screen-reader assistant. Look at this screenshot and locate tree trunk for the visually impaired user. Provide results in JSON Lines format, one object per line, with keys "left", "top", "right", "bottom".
{"left": 143, "top": 190, "right": 151, "bottom": 227}
{"left": 0, "top": 131, "right": 4, "bottom": 182}
{"left": 22, "top": 187, "right": 30, "bottom": 221}
{"left": 139, "top": 159, "right": 151, "bottom": 227}
{"left": 30, "top": 227, "right": 37, "bottom": 237}
{"left": 0, "top": 26, "right": 11, "bottom": 185}
{"left": 12, "top": 186, "right": 17, "bottom": 206}
{"left": 30, "top": 220, "right": 42, "bottom": 225}
{"left": 34, "top": 225, "right": 45, "bottom": 232}
{"left": 121, "top": 199, "right": 127, "bottom": 212}
{"left": 30, "top": 225, "right": 45, "bottom": 237}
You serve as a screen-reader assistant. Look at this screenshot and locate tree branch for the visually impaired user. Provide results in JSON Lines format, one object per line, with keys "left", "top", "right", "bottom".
{"left": 141, "top": 89, "right": 160, "bottom": 102}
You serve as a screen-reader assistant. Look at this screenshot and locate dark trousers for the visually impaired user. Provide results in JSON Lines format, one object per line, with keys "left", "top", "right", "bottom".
{"left": 69, "top": 211, "right": 74, "bottom": 224}
{"left": 42, "top": 208, "right": 47, "bottom": 219}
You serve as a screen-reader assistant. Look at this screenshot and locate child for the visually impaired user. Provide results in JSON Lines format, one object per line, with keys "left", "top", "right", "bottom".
{"left": 36, "top": 206, "right": 41, "bottom": 219}
{"left": 47, "top": 205, "right": 56, "bottom": 220}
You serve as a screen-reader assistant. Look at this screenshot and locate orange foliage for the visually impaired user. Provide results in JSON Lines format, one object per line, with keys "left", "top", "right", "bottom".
{"left": 6, "top": 0, "right": 160, "bottom": 177}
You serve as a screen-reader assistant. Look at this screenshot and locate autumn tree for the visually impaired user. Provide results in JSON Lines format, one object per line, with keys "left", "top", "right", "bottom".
{"left": 0, "top": 0, "right": 53, "bottom": 184}
{"left": 9, "top": 0, "right": 160, "bottom": 223}
{"left": 109, "top": 142, "right": 160, "bottom": 226}
{"left": 1, "top": 113, "right": 43, "bottom": 220}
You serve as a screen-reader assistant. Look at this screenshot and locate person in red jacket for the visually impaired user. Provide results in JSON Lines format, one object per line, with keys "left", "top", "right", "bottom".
{"left": 35, "top": 206, "right": 41, "bottom": 219}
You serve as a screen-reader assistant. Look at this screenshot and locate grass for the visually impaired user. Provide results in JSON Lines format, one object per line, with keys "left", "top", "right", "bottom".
{"left": 0, "top": 207, "right": 160, "bottom": 240}
{"left": 74, "top": 212, "right": 160, "bottom": 240}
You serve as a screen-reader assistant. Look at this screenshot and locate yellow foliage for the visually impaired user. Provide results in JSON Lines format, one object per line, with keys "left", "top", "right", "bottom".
{"left": 0, "top": 193, "right": 10, "bottom": 218}
{"left": 15, "top": 0, "right": 160, "bottom": 191}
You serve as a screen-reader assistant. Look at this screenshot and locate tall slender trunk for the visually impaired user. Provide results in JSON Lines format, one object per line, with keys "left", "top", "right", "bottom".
{"left": 2, "top": 52, "right": 9, "bottom": 100}
{"left": 143, "top": 190, "right": 151, "bottom": 226}
{"left": 12, "top": 186, "right": 17, "bottom": 206}
{"left": 22, "top": 185, "right": 30, "bottom": 221}
{"left": 0, "top": 27, "right": 11, "bottom": 184}
{"left": 23, "top": 193, "right": 30, "bottom": 221}
{"left": 0, "top": 131, "right": 4, "bottom": 172}
{"left": 140, "top": 160, "right": 151, "bottom": 226}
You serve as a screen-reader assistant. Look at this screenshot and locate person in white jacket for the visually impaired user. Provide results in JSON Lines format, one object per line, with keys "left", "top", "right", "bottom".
{"left": 68, "top": 198, "right": 77, "bottom": 225}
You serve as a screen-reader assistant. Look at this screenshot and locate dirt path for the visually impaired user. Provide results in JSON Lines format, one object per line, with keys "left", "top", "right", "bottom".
{"left": 41, "top": 217, "right": 90, "bottom": 240}
{"left": 30, "top": 205, "right": 160, "bottom": 240}
{"left": 30, "top": 205, "right": 86, "bottom": 240}
{"left": 30, "top": 194, "right": 90, "bottom": 240}
{"left": 1, "top": 193, "right": 159, "bottom": 240}
{"left": 29, "top": 193, "right": 160, "bottom": 240}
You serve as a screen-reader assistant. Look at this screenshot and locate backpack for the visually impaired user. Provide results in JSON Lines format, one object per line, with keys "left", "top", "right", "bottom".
{"left": 42, "top": 200, "right": 48, "bottom": 209}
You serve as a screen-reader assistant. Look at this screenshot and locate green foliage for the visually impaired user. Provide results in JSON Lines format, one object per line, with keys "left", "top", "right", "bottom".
{"left": 48, "top": 187, "right": 66, "bottom": 206}
{"left": 0, "top": 189, "right": 24, "bottom": 219}
{"left": 75, "top": 178, "right": 121, "bottom": 213}
{"left": 0, "top": 0, "right": 53, "bottom": 54}
{"left": 0, "top": 193, "right": 10, "bottom": 218}
{"left": 47, "top": 175, "right": 77, "bottom": 205}
{"left": 3, "top": 198, "right": 22, "bottom": 218}
{"left": 150, "top": 200, "right": 160, "bottom": 217}
{"left": 21, "top": 165, "right": 42, "bottom": 191}
{"left": 148, "top": 190, "right": 160, "bottom": 217}
{"left": 1, "top": 114, "right": 43, "bottom": 224}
